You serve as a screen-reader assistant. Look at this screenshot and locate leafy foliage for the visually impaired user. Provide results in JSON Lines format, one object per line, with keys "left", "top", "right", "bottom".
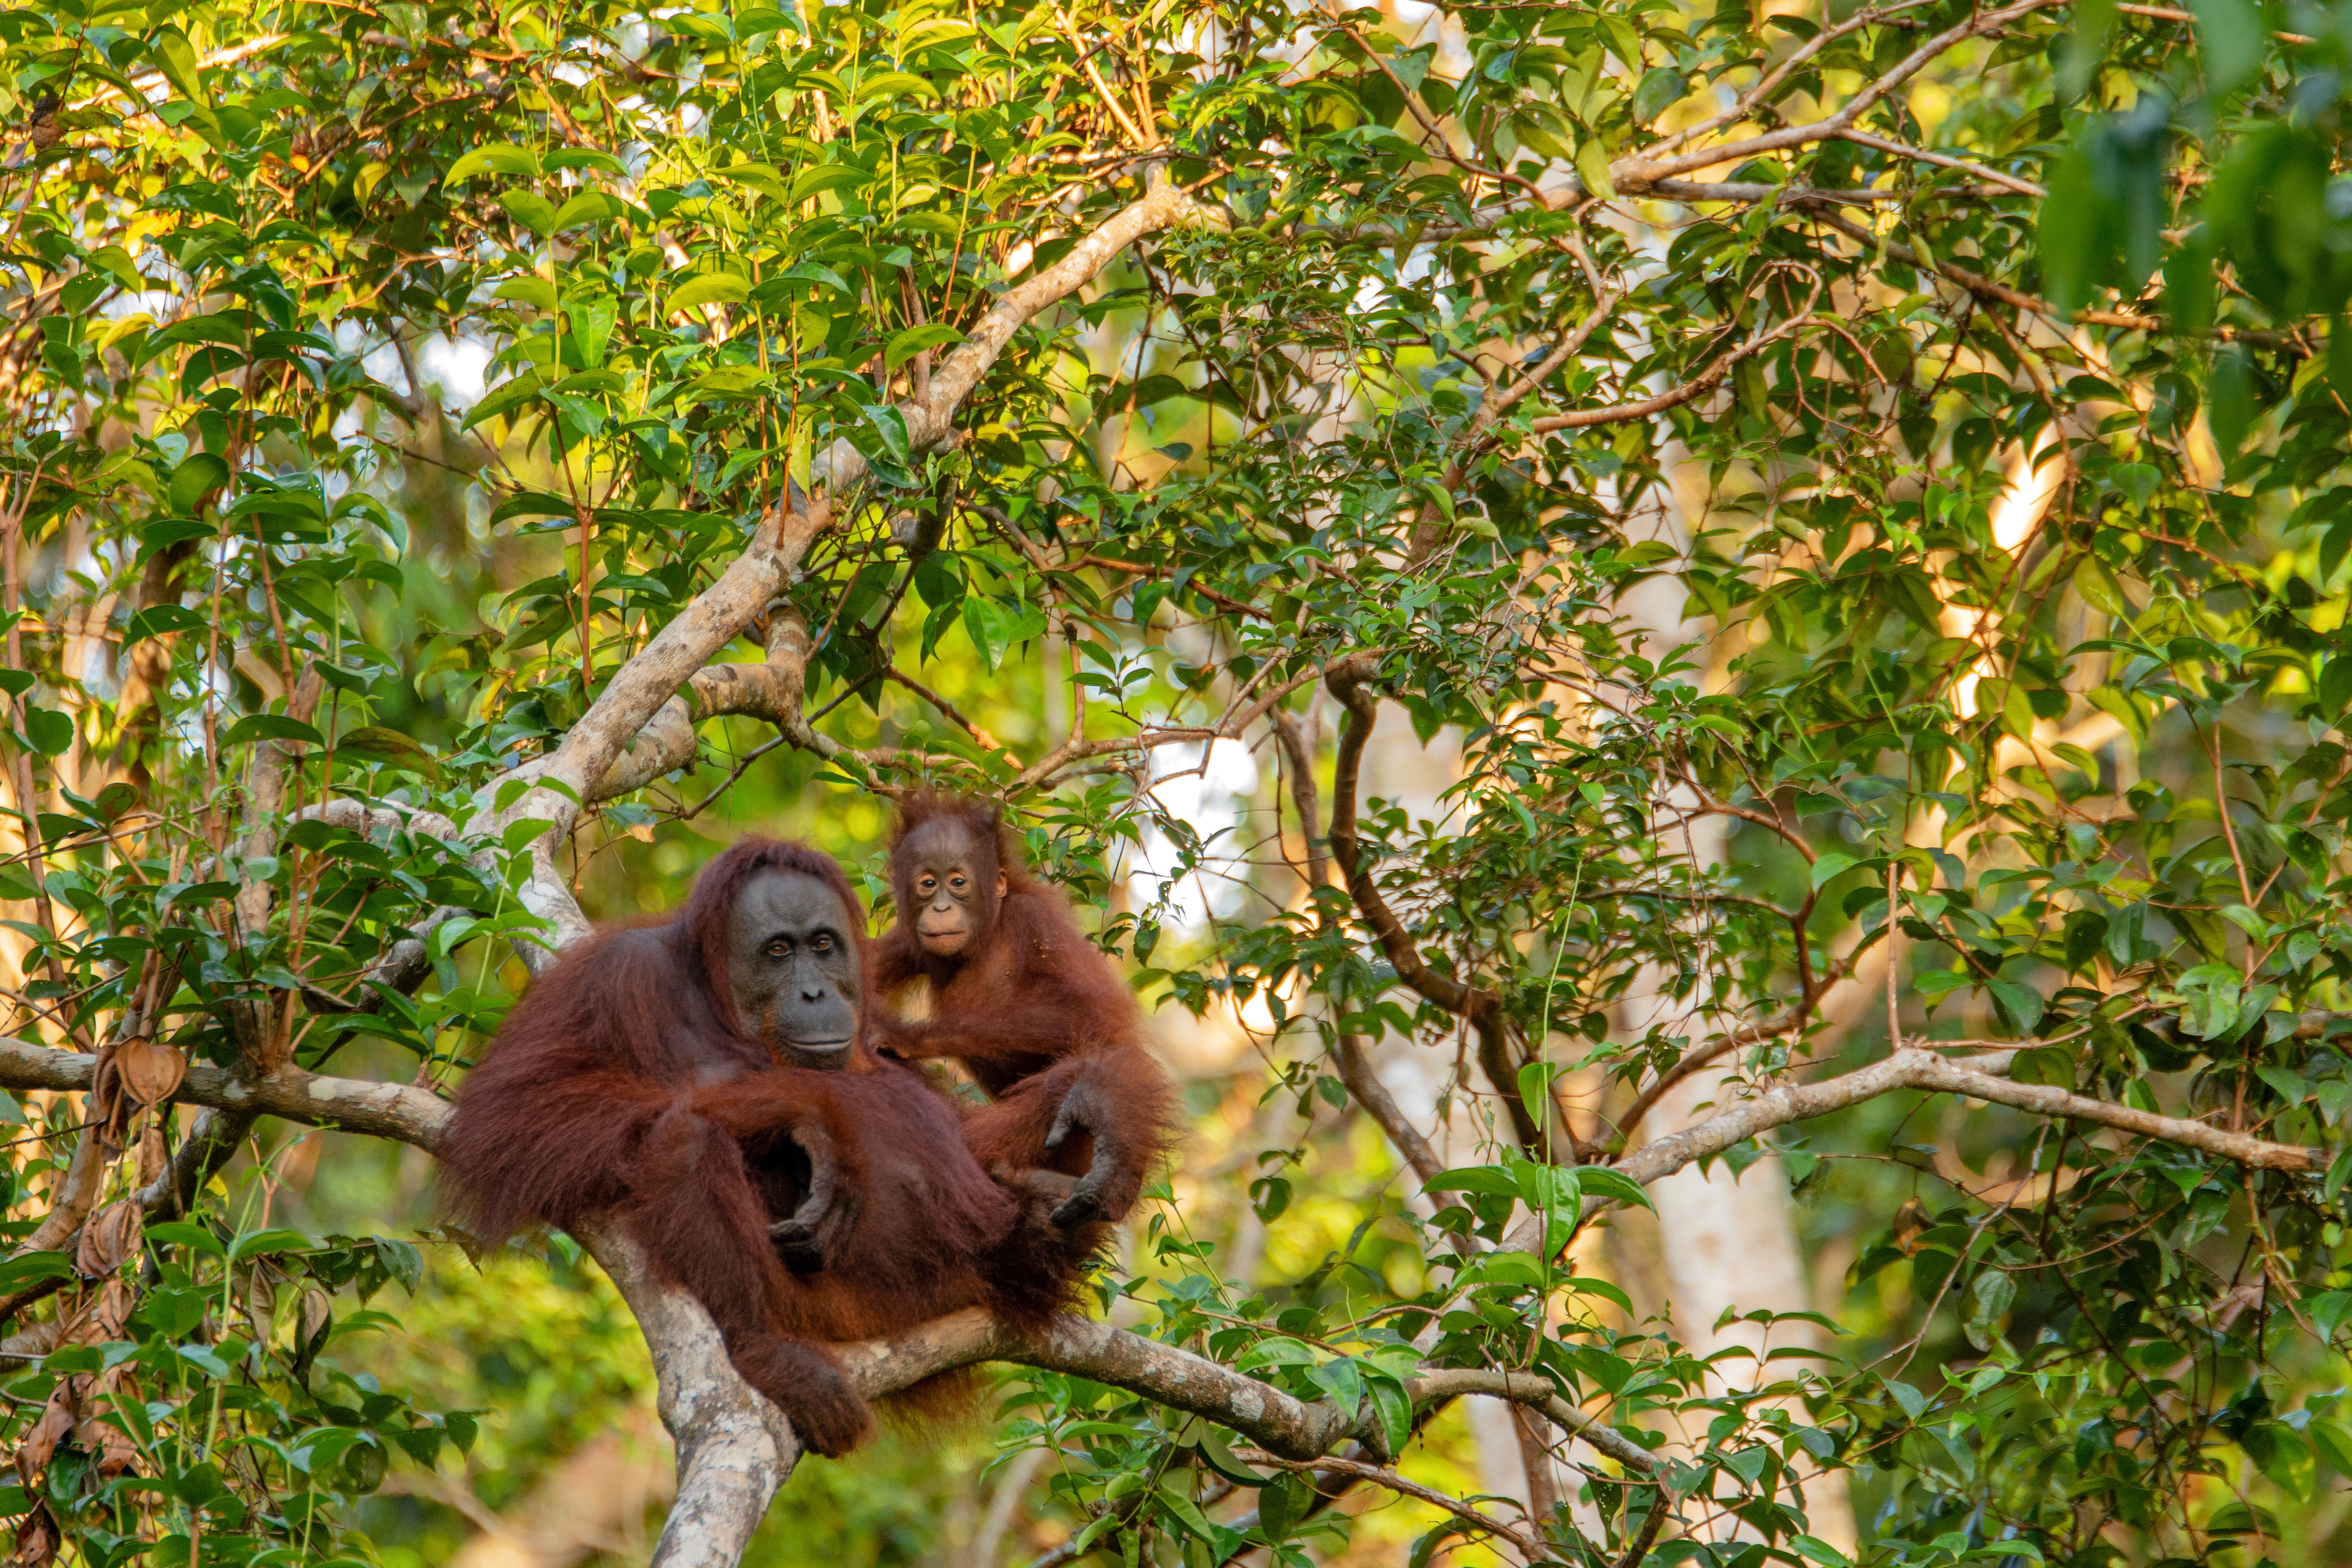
{"left": 2, "top": 0, "right": 2352, "bottom": 1562}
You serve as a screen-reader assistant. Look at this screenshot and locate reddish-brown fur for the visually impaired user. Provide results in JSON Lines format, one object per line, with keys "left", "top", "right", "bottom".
{"left": 872, "top": 793, "right": 1179, "bottom": 1222}
{"left": 438, "top": 837, "right": 1107, "bottom": 1458}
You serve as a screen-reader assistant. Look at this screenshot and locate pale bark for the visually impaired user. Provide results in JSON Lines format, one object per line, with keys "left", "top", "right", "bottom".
{"left": 1642, "top": 1074, "right": 1857, "bottom": 1549}
{"left": 1611, "top": 476, "right": 1854, "bottom": 1545}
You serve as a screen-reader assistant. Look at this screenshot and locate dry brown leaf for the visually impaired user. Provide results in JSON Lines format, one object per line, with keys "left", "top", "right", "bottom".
{"left": 135, "top": 1124, "right": 167, "bottom": 1187}
{"left": 9, "top": 1499, "right": 58, "bottom": 1566}
{"left": 14, "top": 1396, "right": 72, "bottom": 1489}
{"left": 74, "top": 1201, "right": 141, "bottom": 1280}
{"left": 87, "top": 1044, "right": 128, "bottom": 1146}
{"left": 88, "top": 1279, "right": 136, "bottom": 1343}
{"left": 276, "top": 1131, "right": 322, "bottom": 1191}
{"left": 299, "top": 1288, "right": 331, "bottom": 1350}
{"left": 113, "top": 1035, "right": 186, "bottom": 1107}
{"left": 245, "top": 1266, "right": 277, "bottom": 1333}
{"left": 78, "top": 1368, "right": 141, "bottom": 1477}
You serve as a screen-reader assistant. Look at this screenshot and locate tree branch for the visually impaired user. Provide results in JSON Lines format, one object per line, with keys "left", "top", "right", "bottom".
{"left": 1324, "top": 664, "right": 1544, "bottom": 1151}
{"left": 1273, "top": 711, "right": 1445, "bottom": 1189}
{"left": 1608, "top": 0, "right": 2064, "bottom": 194}
{"left": 1499, "top": 1043, "right": 2322, "bottom": 1255}
{"left": 1232, "top": 1449, "right": 1539, "bottom": 1557}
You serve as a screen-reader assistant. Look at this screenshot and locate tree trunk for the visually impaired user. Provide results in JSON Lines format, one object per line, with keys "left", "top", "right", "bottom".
{"left": 1642, "top": 1076, "right": 1857, "bottom": 1549}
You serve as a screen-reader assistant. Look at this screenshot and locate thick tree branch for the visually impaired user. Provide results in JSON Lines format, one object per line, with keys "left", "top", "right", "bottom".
{"left": 1611, "top": 1045, "right": 2323, "bottom": 1186}
{"left": 590, "top": 603, "right": 818, "bottom": 799}
{"left": 0, "top": 1037, "right": 452, "bottom": 1151}
{"left": 1609, "top": 948, "right": 1864, "bottom": 1151}
{"left": 510, "top": 493, "right": 836, "bottom": 845}
{"left": 486, "top": 183, "right": 1219, "bottom": 898}
{"left": 1400, "top": 1369, "right": 1656, "bottom": 1474}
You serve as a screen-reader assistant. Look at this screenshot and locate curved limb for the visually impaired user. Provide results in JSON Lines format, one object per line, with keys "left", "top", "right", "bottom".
{"left": 1043, "top": 1072, "right": 1132, "bottom": 1228}
{"left": 766, "top": 1121, "right": 861, "bottom": 1276}
{"left": 627, "top": 1103, "right": 874, "bottom": 1456}
{"left": 962, "top": 1049, "right": 1173, "bottom": 1229}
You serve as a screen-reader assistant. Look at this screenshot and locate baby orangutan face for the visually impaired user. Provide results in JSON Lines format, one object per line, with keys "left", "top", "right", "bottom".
{"left": 900, "top": 817, "right": 1006, "bottom": 958}
{"left": 727, "top": 869, "right": 863, "bottom": 1069}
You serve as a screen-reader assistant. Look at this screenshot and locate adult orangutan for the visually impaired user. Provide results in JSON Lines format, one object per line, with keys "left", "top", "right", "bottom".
{"left": 437, "top": 837, "right": 1134, "bottom": 1458}
{"left": 871, "top": 793, "right": 1177, "bottom": 1228}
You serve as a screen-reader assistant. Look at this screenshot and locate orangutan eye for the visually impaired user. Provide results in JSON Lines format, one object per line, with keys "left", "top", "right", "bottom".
{"left": 949, "top": 875, "right": 967, "bottom": 890}
{"left": 812, "top": 933, "right": 834, "bottom": 951}
{"left": 767, "top": 939, "right": 790, "bottom": 957}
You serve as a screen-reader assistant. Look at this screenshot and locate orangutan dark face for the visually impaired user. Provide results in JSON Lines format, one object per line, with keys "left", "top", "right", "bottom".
{"left": 727, "top": 870, "right": 863, "bottom": 1068}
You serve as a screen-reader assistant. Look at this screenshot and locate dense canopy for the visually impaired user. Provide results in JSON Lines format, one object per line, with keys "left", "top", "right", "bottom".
{"left": 1, "top": 0, "right": 2352, "bottom": 1562}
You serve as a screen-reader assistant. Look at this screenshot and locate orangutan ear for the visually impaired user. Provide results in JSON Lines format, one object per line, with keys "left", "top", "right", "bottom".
{"left": 995, "top": 871, "right": 1008, "bottom": 900}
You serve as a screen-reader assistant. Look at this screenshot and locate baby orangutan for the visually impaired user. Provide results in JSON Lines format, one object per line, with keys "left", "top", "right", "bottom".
{"left": 871, "top": 793, "right": 1178, "bottom": 1227}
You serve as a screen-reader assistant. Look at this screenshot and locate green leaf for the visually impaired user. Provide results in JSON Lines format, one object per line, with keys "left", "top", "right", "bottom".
{"left": 2311, "top": 1418, "right": 2352, "bottom": 1480}
{"left": 1987, "top": 980, "right": 2045, "bottom": 1034}
{"left": 1154, "top": 1481, "right": 1222, "bottom": 1543}
{"left": 494, "top": 276, "right": 560, "bottom": 314}
{"left": 462, "top": 370, "right": 546, "bottom": 431}
{"left": 862, "top": 402, "right": 911, "bottom": 460}
{"left": 1306, "top": 1357, "right": 1361, "bottom": 1411}
{"left": 962, "top": 596, "right": 1011, "bottom": 670}
{"left": 885, "top": 323, "right": 965, "bottom": 371}
{"left": 788, "top": 164, "right": 871, "bottom": 205}
{"left": 0, "top": 1252, "right": 71, "bottom": 1292}
{"left": 445, "top": 144, "right": 543, "bottom": 183}
{"left": 2192, "top": 0, "right": 2269, "bottom": 93}
{"left": 2011, "top": 1046, "right": 2076, "bottom": 1088}
{"left": 146, "top": 1222, "right": 225, "bottom": 1258}
{"left": 1423, "top": 1166, "right": 1518, "bottom": 1197}
{"left": 499, "top": 190, "right": 561, "bottom": 236}
{"left": 544, "top": 148, "right": 625, "bottom": 175}
{"left": 148, "top": 27, "right": 210, "bottom": 107}
{"left": 2039, "top": 152, "right": 2104, "bottom": 316}
{"left": 1257, "top": 1473, "right": 1312, "bottom": 1541}
{"left": 2318, "top": 656, "right": 2352, "bottom": 718}
{"left": 1575, "top": 138, "right": 1616, "bottom": 199}
{"left": 333, "top": 726, "right": 443, "bottom": 782}
{"left": 22, "top": 707, "right": 72, "bottom": 757}
{"left": 2073, "top": 557, "right": 2130, "bottom": 618}
{"left": 854, "top": 71, "right": 940, "bottom": 104}
{"left": 1516, "top": 1059, "right": 1563, "bottom": 1135}
{"left": 124, "top": 603, "right": 206, "bottom": 645}
{"left": 168, "top": 452, "right": 231, "bottom": 514}
{"left": 220, "top": 714, "right": 325, "bottom": 747}
{"left": 1573, "top": 1167, "right": 1655, "bottom": 1212}
{"left": 230, "top": 1227, "right": 314, "bottom": 1261}
{"left": 1233, "top": 1338, "right": 1318, "bottom": 1373}
{"left": 1365, "top": 1376, "right": 1412, "bottom": 1458}
{"left": 2209, "top": 345, "right": 2257, "bottom": 461}
{"left": 551, "top": 190, "right": 628, "bottom": 232}
{"left": 670, "top": 274, "right": 750, "bottom": 311}
{"left": 688, "top": 366, "right": 773, "bottom": 402}
{"left": 2325, "top": 1144, "right": 2352, "bottom": 1203}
